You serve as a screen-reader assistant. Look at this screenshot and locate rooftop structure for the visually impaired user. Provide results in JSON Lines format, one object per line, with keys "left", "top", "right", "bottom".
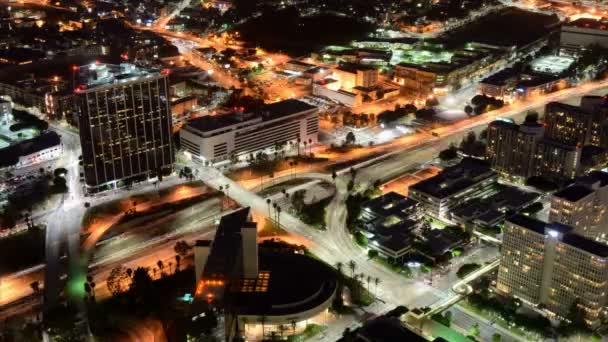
{"left": 529, "top": 55, "right": 575, "bottom": 76}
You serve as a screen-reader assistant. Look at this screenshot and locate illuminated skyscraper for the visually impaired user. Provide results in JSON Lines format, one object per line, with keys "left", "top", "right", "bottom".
{"left": 75, "top": 63, "right": 174, "bottom": 192}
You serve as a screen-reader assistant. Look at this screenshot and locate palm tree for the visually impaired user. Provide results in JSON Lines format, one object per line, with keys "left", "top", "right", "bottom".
{"left": 30, "top": 281, "right": 40, "bottom": 295}
{"left": 290, "top": 319, "right": 297, "bottom": 336}
{"left": 303, "top": 141, "right": 308, "bottom": 156}
{"left": 366, "top": 275, "right": 372, "bottom": 293}
{"left": 348, "top": 260, "right": 357, "bottom": 278}
{"left": 296, "top": 137, "right": 301, "bottom": 156}
{"left": 276, "top": 206, "right": 282, "bottom": 228}
{"left": 332, "top": 171, "right": 337, "bottom": 182}
{"left": 266, "top": 198, "right": 272, "bottom": 219}
{"left": 175, "top": 255, "right": 181, "bottom": 271}
{"left": 126, "top": 268, "right": 133, "bottom": 278}
{"left": 168, "top": 261, "right": 173, "bottom": 274}
{"left": 308, "top": 138, "right": 313, "bottom": 155}
{"left": 374, "top": 277, "right": 381, "bottom": 297}
{"left": 335, "top": 262, "right": 344, "bottom": 276}
{"left": 259, "top": 315, "right": 267, "bottom": 339}
{"left": 157, "top": 260, "right": 164, "bottom": 276}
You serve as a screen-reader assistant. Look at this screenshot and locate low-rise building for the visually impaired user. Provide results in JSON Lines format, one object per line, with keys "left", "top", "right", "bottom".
{"left": 409, "top": 158, "right": 498, "bottom": 220}
{"left": 497, "top": 214, "right": 608, "bottom": 327}
{"left": 0, "top": 131, "right": 62, "bottom": 169}
{"left": 561, "top": 18, "right": 608, "bottom": 52}
{"left": 359, "top": 192, "right": 420, "bottom": 262}
{"left": 180, "top": 99, "right": 318, "bottom": 164}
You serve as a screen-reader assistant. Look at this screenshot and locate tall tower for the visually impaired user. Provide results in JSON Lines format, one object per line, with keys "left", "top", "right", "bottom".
{"left": 75, "top": 63, "right": 174, "bottom": 193}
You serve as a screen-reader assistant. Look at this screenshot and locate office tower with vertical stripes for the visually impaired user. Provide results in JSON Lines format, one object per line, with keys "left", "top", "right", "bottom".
{"left": 75, "top": 63, "right": 174, "bottom": 193}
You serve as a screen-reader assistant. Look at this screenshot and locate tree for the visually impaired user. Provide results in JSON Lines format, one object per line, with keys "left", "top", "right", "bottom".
{"left": 457, "top": 263, "right": 481, "bottom": 279}
{"left": 348, "top": 260, "right": 357, "bottom": 278}
{"left": 438, "top": 145, "right": 458, "bottom": 161}
{"left": 130, "top": 267, "right": 154, "bottom": 305}
{"left": 468, "top": 323, "right": 480, "bottom": 338}
{"left": 464, "top": 105, "right": 473, "bottom": 115}
{"left": 174, "top": 240, "right": 191, "bottom": 257}
{"left": 492, "top": 333, "right": 501, "bottom": 342}
{"left": 525, "top": 111, "right": 539, "bottom": 124}
{"left": 335, "top": 262, "right": 344, "bottom": 276}
{"left": 175, "top": 254, "right": 181, "bottom": 271}
{"left": 367, "top": 250, "right": 378, "bottom": 259}
{"left": 157, "top": 260, "right": 164, "bottom": 276}
{"left": 354, "top": 231, "right": 368, "bottom": 247}
{"left": 345, "top": 132, "right": 356, "bottom": 146}
{"left": 107, "top": 266, "right": 129, "bottom": 295}
{"left": 30, "top": 281, "right": 40, "bottom": 295}
{"left": 291, "top": 189, "right": 306, "bottom": 212}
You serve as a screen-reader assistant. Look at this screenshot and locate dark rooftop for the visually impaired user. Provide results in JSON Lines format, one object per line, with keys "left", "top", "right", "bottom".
{"left": 362, "top": 192, "right": 418, "bottom": 219}
{"left": 356, "top": 316, "right": 426, "bottom": 342}
{"left": 554, "top": 184, "right": 593, "bottom": 202}
{"left": 336, "top": 62, "right": 376, "bottom": 73}
{"left": 481, "top": 67, "right": 518, "bottom": 86}
{"left": 507, "top": 214, "right": 547, "bottom": 235}
{"left": 562, "top": 233, "right": 608, "bottom": 258}
{"left": 577, "top": 171, "right": 608, "bottom": 188}
{"left": 0, "top": 131, "right": 61, "bottom": 168}
{"left": 410, "top": 158, "right": 494, "bottom": 199}
{"left": 203, "top": 208, "right": 252, "bottom": 278}
{"left": 230, "top": 251, "right": 337, "bottom": 316}
{"left": 185, "top": 99, "right": 316, "bottom": 133}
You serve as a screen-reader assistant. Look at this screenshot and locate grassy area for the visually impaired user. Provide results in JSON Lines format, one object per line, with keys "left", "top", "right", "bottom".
{"left": 424, "top": 215, "right": 449, "bottom": 229}
{"left": 257, "top": 178, "right": 313, "bottom": 197}
{"left": 457, "top": 301, "right": 537, "bottom": 341}
{"left": 297, "top": 196, "right": 332, "bottom": 230}
{"left": 288, "top": 324, "right": 327, "bottom": 341}
{"left": 373, "top": 257, "right": 412, "bottom": 278}
{"left": 0, "top": 227, "right": 45, "bottom": 275}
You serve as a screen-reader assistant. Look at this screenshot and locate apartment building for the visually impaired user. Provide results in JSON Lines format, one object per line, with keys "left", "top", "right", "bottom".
{"left": 497, "top": 214, "right": 608, "bottom": 327}
{"left": 486, "top": 119, "right": 544, "bottom": 180}
{"left": 180, "top": 99, "right": 318, "bottom": 164}
{"left": 533, "top": 139, "right": 582, "bottom": 181}
{"left": 550, "top": 171, "right": 608, "bottom": 242}
{"left": 544, "top": 101, "right": 607, "bottom": 148}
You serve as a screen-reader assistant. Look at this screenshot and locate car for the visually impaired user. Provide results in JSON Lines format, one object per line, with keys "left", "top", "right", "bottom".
{"left": 431, "top": 131, "right": 440, "bottom": 137}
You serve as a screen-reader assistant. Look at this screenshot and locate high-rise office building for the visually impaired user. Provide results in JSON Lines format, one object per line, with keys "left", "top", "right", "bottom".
{"left": 486, "top": 119, "right": 544, "bottom": 180}
{"left": 550, "top": 171, "right": 608, "bottom": 242}
{"left": 497, "top": 214, "right": 608, "bottom": 327}
{"left": 75, "top": 63, "right": 174, "bottom": 192}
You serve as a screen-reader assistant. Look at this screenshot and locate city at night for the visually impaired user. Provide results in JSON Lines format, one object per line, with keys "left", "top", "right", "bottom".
{"left": 0, "top": 0, "right": 608, "bottom": 341}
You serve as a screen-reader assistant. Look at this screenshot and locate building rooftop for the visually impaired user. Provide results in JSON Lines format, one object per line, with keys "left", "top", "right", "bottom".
{"left": 481, "top": 67, "right": 519, "bottom": 86}
{"left": 229, "top": 251, "right": 337, "bottom": 316}
{"left": 0, "top": 131, "right": 61, "bottom": 168}
{"left": 554, "top": 184, "right": 594, "bottom": 202}
{"left": 336, "top": 62, "right": 376, "bottom": 73}
{"left": 562, "top": 233, "right": 608, "bottom": 258}
{"left": 410, "top": 158, "right": 494, "bottom": 199}
{"left": 565, "top": 18, "right": 608, "bottom": 31}
{"left": 362, "top": 192, "right": 418, "bottom": 219}
{"left": 355, "top": 316, "right": 426, "bottom": 342}
{"left": 203, "top": 208, "right": 252, "bottom": 278}
{"left": 577, "top": 171, "right": 608, "bottom": 188}
{"left": 185, "top": 99, "right": 316, "bottom": 133}
{"left": 75, "top": 63, "right": 163, "bottom": 91}
{"left": 507, "top": 214, "right": 548, "bottom": 235}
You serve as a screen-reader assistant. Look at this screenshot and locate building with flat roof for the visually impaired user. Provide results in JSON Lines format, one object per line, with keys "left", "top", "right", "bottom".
{"left": 486, "top": 119, "right": 544, "bottom": 180}
{"left": 550, "top": 171, "right": 608, "bottom": 242}
{"left": 409, "top": 158, "right": 497, "bottom": 219}
{"left": 193, "top": 208, "right": 337, "bottom": 342}
{"left": 533, "top": 138, "right": 582, "bottom": 182}
{"left": 75, "top": 63, "right": 174, "bottom": 192}
{"left": 0, "top": 131, "right": 62, "bottom": 169}
{"left": 359, "top": 192, "right": 421, "bottom": 262}
{"left": 561, "top": 18, "right": 608, "bottom": 51}
{"left": 544, "top": 101, "right": 607, "bottom": 147}
{"left": 180, "top": 99, "right": 318, "bottom": 164}
{"left": 497, "top": 214, "right": 608, "bottom": 327}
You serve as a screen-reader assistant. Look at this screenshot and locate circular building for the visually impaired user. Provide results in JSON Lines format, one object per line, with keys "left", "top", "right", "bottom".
{"left": 229, "top": 251, "right": 337, "bottom": 340}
